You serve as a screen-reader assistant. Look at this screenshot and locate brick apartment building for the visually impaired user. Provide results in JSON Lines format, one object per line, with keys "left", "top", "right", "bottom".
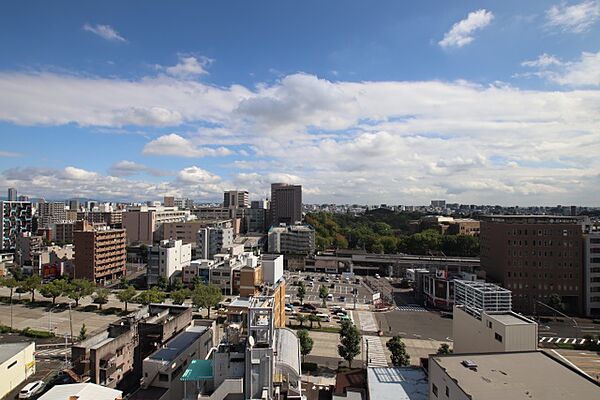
{"left": 74, "top": 221, "right": 127, "bottom": 284}
{"left": 480, "top": 215, "right": 585, "bottom": 315}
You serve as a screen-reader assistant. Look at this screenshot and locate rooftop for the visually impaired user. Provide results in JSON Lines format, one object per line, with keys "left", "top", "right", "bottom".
{"left": 431, "top": 351, "right": 600, "bottom": 400}
{"left": 488, "top": 312, "right": 535, "bottom": 326}
{"left": 38, "top": 383, "right": 122, "bottom": 400}
{"left": 367, "top": 367, "right": 428, "bottom": 400}
{"left": 0, "top": 342, "right": 33, "bottom": 364}
{"left": 148, "top": 326, "right": 208, "bottom": 363}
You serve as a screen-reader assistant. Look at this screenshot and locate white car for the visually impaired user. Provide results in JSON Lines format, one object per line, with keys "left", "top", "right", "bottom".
{"left": 19, "top": 380, "right": 45, "bottom": 399}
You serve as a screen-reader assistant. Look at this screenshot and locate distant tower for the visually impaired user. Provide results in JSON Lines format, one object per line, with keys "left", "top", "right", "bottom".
{"left": 270, "top": 183, "right": 302, "bottom": 225}
{"left": 7, "top": 187, "right": 17, "bottom": 201}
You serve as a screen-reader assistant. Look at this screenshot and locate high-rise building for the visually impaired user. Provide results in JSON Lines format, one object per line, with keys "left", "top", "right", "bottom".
{"left": 197, "top": 226, "right": 234, "bottom": 259}
{"left": 74, "top": 221, "right": 126, "bottom": 284}
{"left": 430, "top": 199, "right": 446, "bottom": 208}
{"left": 480, "top": 215, "right": 585, "bottom": 314}
{"left": 270, "top": 183, "right": 302, "bottom": 225}
{"left": 223, "top": 190, "right": 249, "bottom": 208}
{"left": 37, "top": 201, "right": 67, "bottom": 228}
{"left": 147, "top": 239, "right": 192, "bottom": 285}
{"left": 68, "top": 199, "right": 80, "bottom": 211}
{"left": 0, "top": 201, "right": 33, "bottom": 251}
{"left": 163, "top": 196, "right": 175, "bottom": 207}
{"left": 7, "top": 188, "right": 17, "bottom": 201}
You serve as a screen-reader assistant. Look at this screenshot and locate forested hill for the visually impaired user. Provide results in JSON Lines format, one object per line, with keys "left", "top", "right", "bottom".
{"left": 305, "top": 210, "right": 479, "bottom": 257}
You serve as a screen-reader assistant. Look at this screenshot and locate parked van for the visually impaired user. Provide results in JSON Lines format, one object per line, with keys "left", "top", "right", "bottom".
{"left": 315, "top": 313, "right": 331, "bottom": 322}
{"left": 19, "top": 381, "right": 45, "bottom": 399}
{"left": 327, "top": 294, "right": 334, "bottom": 301}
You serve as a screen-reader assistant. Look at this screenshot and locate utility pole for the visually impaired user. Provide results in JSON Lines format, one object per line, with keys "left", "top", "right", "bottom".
{"left": 68, "top": 302, "right": 74, "bottom": 344}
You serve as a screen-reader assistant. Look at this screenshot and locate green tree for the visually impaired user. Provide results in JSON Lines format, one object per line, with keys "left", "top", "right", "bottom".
{"left": 318, "top": 285, "right": 329, "bottom": 307}
{"left": 296, "top": 313, "right": 308, "bottom": 327}
{"left": 297, "top": 329, "right": 313, "bottom": 362}
{"left": 137, "top": 287, "right": 166, "bottom": 306}
{"left": 79, "top": 323, "right": 87, "bottom": 341}
{"left": 116, "top": 285, "right": 137, "bottom": 311}
{"left": 0, "top": 276, "right": 18, "bottom": 328}
{"left": 338, "top": 321, "right": 361, "bottom": 368}
{"left": 296, "top": 282, "right": 306, "bottom": 305}
{"left": 157, "top": 276, "right": 168, "bottom": 290}
{"left": 192, "top": 283, "right": 223, "bottom": 318}
{"left": 547, "top": 293, "right": 564, "bottom": 312}
{"left": 386, "top": 335, "right": 410, "bottom": 367}
{"left": 437, "top": 343, "right": 452, "bottom": 355}
{"left": 170, "top": 277, "right": 184, "bottom": 292}
{"left": 171, "top": 288, "right": 191, "bottom": 305}
{"left": 308, "top": 314, "right": 320, "bottom": 329}
{"left": 93, "top": 288, "right": 110, "bottom": 309}
{"left": 67, "top": 279, "right": 95, "bottom": 307}
{"left": 20, "top": 275, "right": 42, "bottom": 302}
{"left": 40, "top": 279, "right": 69, "bottom": 305}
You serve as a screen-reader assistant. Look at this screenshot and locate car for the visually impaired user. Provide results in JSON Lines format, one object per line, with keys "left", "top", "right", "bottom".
{"left": 339, "top": 296, "right": 346, "bottom": 302}
{"left": 339, "top": 315, "right": 351, "bottom": 321}
{"left": 355, "top": 278, "right": 361, "bottom": 284}
{"left": 374, "top": 274, "right": 381, "bottom": 279}
{"left": 315, "top": 313, "right": 331, "bottom": 322}
{"left": 19, "top": 380, "right": 45, "bottom": 399}
{"left": 302, "top": 303, "right": 317, "bottom": 311}
{"left": 327, "top": 294, "right": 334, "bottom": 301}
{"left": 329, "top": 283, "right": 335, "bottom": 289}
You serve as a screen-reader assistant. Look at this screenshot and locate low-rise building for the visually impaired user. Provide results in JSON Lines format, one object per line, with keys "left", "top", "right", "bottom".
{"left": 584, "top": 227, "right": 600, "bottom": 317}
{"left": 0, "top": 342, "right": 36, "bottom": 399}
{"left": 428, "top": 351, "right": 600, "bottom": 400}
{"left": 161, "top": 219, "right": 233, "bottom": 245}
{"left": 122, "top": 205, "right": 191, "bottom": 245}
{"left": 268, "top": 224, "right": 315, "bottom": 255}
{"left": 37, "top": 383, "right": 122, "bottom": 400}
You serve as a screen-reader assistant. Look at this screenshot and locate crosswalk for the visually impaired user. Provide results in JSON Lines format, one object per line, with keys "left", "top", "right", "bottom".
{"left": 539, "top": 337, "right": 600, "bottom": 345}
{"left": 397, "top": 305, "right": 427, "bottom": 312}
{"left": 363, "top": 336, "right": 388, "bottom": 367}
{"left": 357, "top": 311, "right": 379, "bottom": 332}
{"left": 36, "top": 347, "right": 71, "bottom": 358}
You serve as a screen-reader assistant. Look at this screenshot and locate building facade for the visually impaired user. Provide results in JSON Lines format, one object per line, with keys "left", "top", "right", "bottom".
{"left": 197, "top": 226, "right": 234, "bottom": 260}
{"left": 224, "top": 190, "right": 249, "bottom": 209}
{"left": 268, "top": 224, "right": 315, "bottom": 255}
{"left": 0, "top": 342, "right": 35, "bottom": 399}
{"left": 74, "top": 222, "right": 127, "bottom": 284}
{"left": 147, "top": 239, "right": 192, "bottom": 285}
{"left": 0, "top": 201, "right": 33, "bottom": 251}
{"left": 480, "top": 215, "right": 585, "bottom": 314}
{"left": 584, "top": 228, "right": 600, "bottom": 317}
{"left": 270, "top": 183, "right": 302, "bottom": 225}
{"left": 122, "top": 205, "right": 190, "bottom": 245}
{"left": 37, "top": 201, "right": 67, "bottom": 228}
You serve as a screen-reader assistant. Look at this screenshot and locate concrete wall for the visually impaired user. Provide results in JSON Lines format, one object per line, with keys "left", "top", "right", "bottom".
{"left": 0, "top": 343, "right": 35, "bottom": 398}
{"left": 428, "top": 357, "right": 469, "bottom": 400}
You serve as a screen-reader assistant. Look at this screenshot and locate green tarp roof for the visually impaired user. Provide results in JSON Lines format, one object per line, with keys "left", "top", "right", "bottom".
{"left": 181, "top": 360, "right": 213, "bottom": 381}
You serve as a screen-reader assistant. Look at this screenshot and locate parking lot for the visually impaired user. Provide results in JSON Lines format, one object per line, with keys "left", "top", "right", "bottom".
{"left": 285, "top": 271, "right": 374, "bottom": 307}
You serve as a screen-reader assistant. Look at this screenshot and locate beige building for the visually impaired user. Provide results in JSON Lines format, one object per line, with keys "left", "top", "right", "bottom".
{"left": 122, "top": 205, "right": 190, "bottom": 245}
{"left": 74, "top": 222, "right": 127, "bottom": 284}
{"left": 428, "top": 351, "right": 600, "bottom": 400}
{"left": 0, "top": 342, "right": 36, "bottom": 398}
{"left": 161, "top": 219, "right": 233, "bottom": 245}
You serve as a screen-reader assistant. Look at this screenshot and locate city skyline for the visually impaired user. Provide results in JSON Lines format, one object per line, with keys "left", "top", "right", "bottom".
{"left": 1, "top": 1, "right": 600, "bottom": 206}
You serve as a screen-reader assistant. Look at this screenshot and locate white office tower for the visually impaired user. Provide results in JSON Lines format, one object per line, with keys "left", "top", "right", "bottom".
{"left": 452, "top": 280, "right": 538, "bottom": 354}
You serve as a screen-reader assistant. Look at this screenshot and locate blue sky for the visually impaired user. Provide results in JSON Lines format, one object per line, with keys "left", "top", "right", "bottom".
{"left": 1, "top": 1, "right": 599, "bottom": 205}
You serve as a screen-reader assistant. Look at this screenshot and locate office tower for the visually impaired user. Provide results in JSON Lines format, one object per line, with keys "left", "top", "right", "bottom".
{"left": 68, "top": 199, "right": 80, "bottom": 211}
{"left": 223, "top": 190, "right": 249, "bottom": 208}
{"left": 430, "top": 199, "right": 446, "bottom": 208}
{"left": 7, "top": 188, "right": 17, "bottom": 201}
{"left": 0, "top": 201, "right": 33, "bottom": 251}
{"left": 163, "top": 196, "right": 175, "bottom": 207}
{"left": 37, "top": 201, "right": 67, "bottom": 228}
{"left": 480, "top": 215, "right": 585, "bottom": 314}
{"left": 270, "top": 183, "right": 302, "bottom": 225}
{"left": 74, "top": 221, "right": 126, "bottom": 284}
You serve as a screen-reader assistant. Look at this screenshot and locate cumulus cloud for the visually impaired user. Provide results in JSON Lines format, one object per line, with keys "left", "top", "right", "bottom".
{"left": 83, "top": 23, "right": 127, "bottom": 42}
{"left": 143, "top": 133, "right": 233, "bottom": 158}
{"left": 164, "top": 56, "right": 213, "bottom": 77}
{"left": 108, "top": 160, "right": 169, "bottom": 177}
{"left": 520, "top": 51, "right": 600, "bottom": 87}
{"left": 439, "top": 9, "right": 494, "bottom": 48}
{"left": 545, "top": 1, "right": 600, "bottom": 33}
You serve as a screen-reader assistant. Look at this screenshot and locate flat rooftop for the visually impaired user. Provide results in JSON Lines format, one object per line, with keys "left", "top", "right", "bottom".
{"left": 431, "top": 351, "right": 600, "bottom": 399}
{"left": 148, "top": 326, "right": 208, "bottom": 363}
{"left": 367, "top": 367, "right": 428, "bottom": 400}
{"left": 488, "top": 312, "right": 535, "bottom": 326}
{"left": 0, "top": 342, "right": 32, "bottom": 364}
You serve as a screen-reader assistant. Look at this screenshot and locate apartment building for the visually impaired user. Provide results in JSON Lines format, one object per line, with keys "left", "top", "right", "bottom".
{"left": 74, "top": 222, "right": 126, "bottom": 284}
{"left": 480, "top": 215, "right": 586, "bottom": 314}
{"left": 197, "top": 225, "right": 234, "bottom": 260}
{"left": 147, "top": 239, "right": 192, "bottom": 285}
{"left": 584, "top": 227, "right": 600, "bottom": 317}
{"left": 0, "top": 201, "right": 33, "bottom": 251}
{"left": 161, "top": 219, "right": 232, "bottom": 245}
{"left": 37, "top": 201, "right": 67, "bottom": 228}
{"left": 270, "top": 183, "right": 302, "bottom": 225}
{"left": 122, "top": 205, "right": 191, "bottom": 245}
{"left": 52, "top": 220, "right": 76, "bottom": 244}
{"left": 268, "top": 224, "right": 315, "bottom": 255}
{"left": 15, "top": 232, "right": 44, "bottom": 265}
{"left": 224, "top": 190, "right": 249, "bottom": 208}
{"left": 77, "top": 211, "right": 123, "bottom": 228}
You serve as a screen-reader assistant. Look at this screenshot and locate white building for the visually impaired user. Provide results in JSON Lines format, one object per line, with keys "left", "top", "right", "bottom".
{"left": 38, "top": 383, "right": 122, "bottom": 400}
{"left": 261, "top": 254, "right": 283, "bottom": 285}
{"left": 267, "top": 224, "right": 315, "bottom": 255}
{"left": 147, "top": 239, "right": 192, "bottom": 285}
{"left": 197, "top": 226, "right": 234, "bottom": 260}
{"left": 584, "top": 228, "right": 600, "bottom": 317}
{"left": 0, "top": 342, "right": 35, "bottom": 399}
{"left": 452, "top": 280, "right": 538, "bottom": 354}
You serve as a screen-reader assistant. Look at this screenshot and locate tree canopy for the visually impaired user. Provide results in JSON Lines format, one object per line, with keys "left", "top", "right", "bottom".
{"left": 192, "top": 283, "right": 223, "bottom": 318}
{"left": 338, "top": 320, "right": 361, "bottom": 368}
{"left": 386, "top": 335, "right": 410, "bottom": 367}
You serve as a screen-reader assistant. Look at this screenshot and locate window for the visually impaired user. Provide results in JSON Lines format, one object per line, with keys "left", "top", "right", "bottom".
{"left": 432, "top": 384, "right": 438, "bottom": 397}
{"left": 495, "top": 333, "right": 503, "bottom": 342}
{"left": 487, "top": 321, "right": 492, "bottom": 329}
{"left": 159, "top": 373, "right": 169, "bottom": 382}
{"left": 7, "top": 360, "right": 17, "bottom": 369}
{"left": 445, "top": 386, "right": 450, "bottom": 397}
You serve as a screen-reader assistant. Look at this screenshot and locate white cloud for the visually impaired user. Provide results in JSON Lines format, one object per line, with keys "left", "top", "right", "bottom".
{"left": 164, "top": 56, "right": 213, "bottom": 77}
{"left": 520, "top": 51, "right": 600, "bottom": 87}
{"left": 0, "top": 150, "right": 22, "bottom": 157}
{"left": 82, "top": 23, "right": 127, "bottom": 42}
{"left": 143, "top": 133, "right": 233, "bottom": 158}
{"left": 439, "top": 9, "right": 494, "bottom": 48}
{"left": 546, "top": 1, "right": 600, "bottom": 33}
{"left": 62, "top": 166, "right": 98, "bottom": 181}
{"left": 108, "top": 160, "right": 169, "bottom": 177}
{"left": 521, "top": 53, "right": 563, "bottom": 68}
